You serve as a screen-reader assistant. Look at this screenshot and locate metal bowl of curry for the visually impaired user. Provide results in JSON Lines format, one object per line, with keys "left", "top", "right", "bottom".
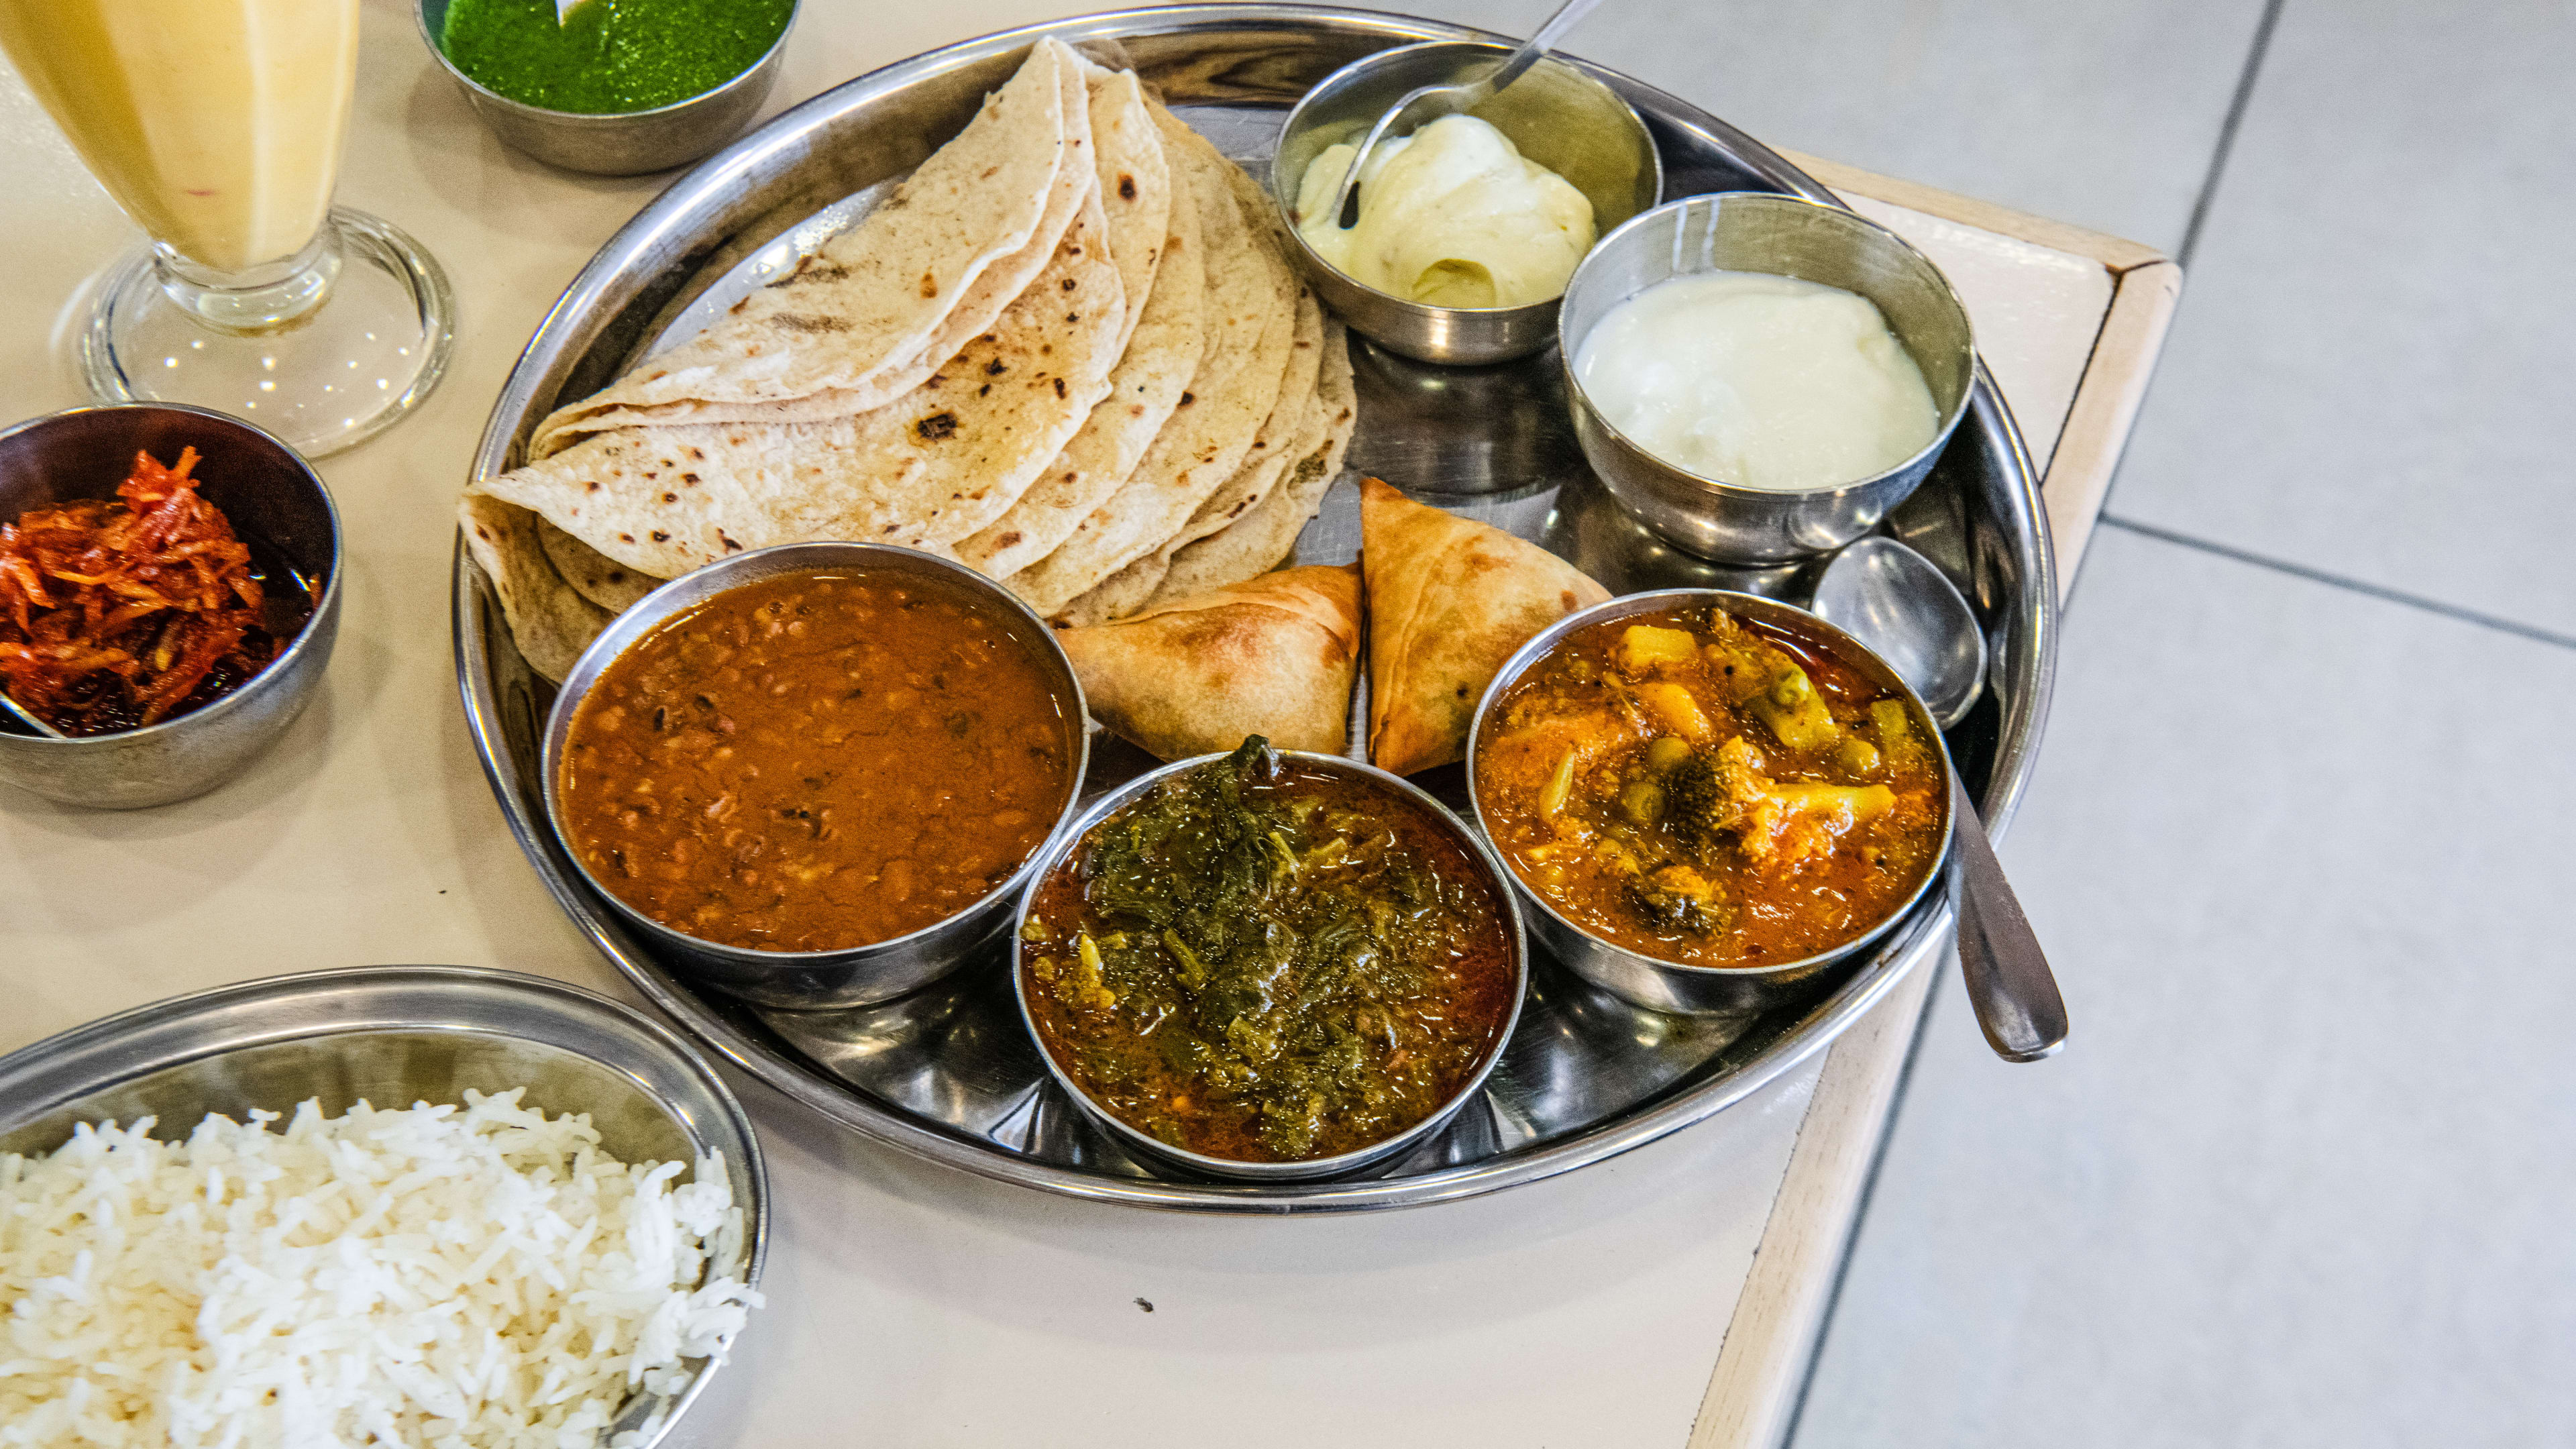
{"left": 1014, "top": 738, "right": 1527, "bottom": 1182}
{"left": 543, "top": 541, "right": 1089, "bottom": 1011}
{"left": 1468, "top": 589, "right": 1955, "bottom": 1016}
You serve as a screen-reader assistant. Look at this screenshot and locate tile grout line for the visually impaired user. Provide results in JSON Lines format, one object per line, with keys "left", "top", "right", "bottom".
{"left": 1777, "top": 11, "right": 2294, "bottom": 1442}
{"left": 2179, "top": 0, "right": 2286, "bottom": 269}
{"left": 2080, "top": 0, "right": 2282, "bottom": 619}
{"left": 2102, "top": 514, "right": 2576, "bottom": 650}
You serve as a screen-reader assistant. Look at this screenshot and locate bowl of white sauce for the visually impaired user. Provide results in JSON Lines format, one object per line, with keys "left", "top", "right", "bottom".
{"left": 1558, "top": 193, "right": 1976, "bottom": 562}
{"left": 1274, "top": 41, "right": 1661, "bottom": 366}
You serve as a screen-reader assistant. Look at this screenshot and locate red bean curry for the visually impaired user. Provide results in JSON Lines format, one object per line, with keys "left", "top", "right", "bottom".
{"left": 557, "top": 568, "right": 1074, "bottom": 953}
{"left": 1476, "top": 604, "right": 1945, "bottom": 969}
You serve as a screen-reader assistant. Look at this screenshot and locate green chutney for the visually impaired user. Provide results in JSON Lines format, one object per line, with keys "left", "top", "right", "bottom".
{"left": 440, "top": 0, "right": 792, "bottom": 114}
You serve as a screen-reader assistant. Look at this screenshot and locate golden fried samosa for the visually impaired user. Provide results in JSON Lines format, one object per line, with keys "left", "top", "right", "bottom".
{"left": 1058, "top": 564, "right": 1360, "bottom": 759}
{"left": 1361, "top": 476, "right": 1610, "bottom": 775}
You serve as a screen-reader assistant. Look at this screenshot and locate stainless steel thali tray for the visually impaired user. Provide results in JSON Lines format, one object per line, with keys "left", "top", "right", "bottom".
{"left": 455, "top": 4, "right": 2057, "bottom": 1212}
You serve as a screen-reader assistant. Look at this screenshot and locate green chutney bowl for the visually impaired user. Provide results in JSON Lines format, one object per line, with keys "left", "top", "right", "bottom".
{"left": 415, "top": 0, "right": 799, "bottom": 176}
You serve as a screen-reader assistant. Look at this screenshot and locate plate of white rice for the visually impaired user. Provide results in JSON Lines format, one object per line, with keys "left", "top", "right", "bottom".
{"left": 0, "top": 967, "right": 768, "bottom": 1449}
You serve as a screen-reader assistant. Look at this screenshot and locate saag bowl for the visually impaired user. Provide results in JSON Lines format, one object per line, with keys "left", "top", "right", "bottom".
{"left": 1466, "top": 588, "right": 1956, "bottom": 1016}
{"left": 1011, "top": 748, "right": 1527, "bottom": 1183}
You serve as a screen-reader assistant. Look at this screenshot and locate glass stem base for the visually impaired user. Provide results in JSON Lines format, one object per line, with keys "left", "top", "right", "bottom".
{"left": 80, "top": 208, "right": 455, "bottom": 458}
{"left": 154, "top": 230, "right": 343, "bottom": 335}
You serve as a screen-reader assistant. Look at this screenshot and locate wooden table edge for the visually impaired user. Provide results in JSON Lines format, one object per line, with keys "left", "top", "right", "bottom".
{"left": 1682, "top": 164, "right": 2182, "bottom": 1449}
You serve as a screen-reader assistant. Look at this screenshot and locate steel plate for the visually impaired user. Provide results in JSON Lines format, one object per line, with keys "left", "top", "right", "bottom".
{"left": 454, "top": 4, "right": 2057, "bottom": 1212}
{"left": 0, "top": 965, "right": 767, "bottom": 1445}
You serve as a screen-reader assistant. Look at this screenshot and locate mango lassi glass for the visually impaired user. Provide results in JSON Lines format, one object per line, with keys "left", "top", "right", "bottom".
{"left": 0, "top": 0, "right": 453, "bottom": 456}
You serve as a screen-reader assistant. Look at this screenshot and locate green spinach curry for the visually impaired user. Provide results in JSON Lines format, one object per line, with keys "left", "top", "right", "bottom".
{"left": 1020, "top": 739, "right": 1519, "bottom": 1165}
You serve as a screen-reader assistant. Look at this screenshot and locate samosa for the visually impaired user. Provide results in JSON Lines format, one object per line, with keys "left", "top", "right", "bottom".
{"left": 1058, "top": 564, "right": 1360, "bottom": 759}
{"left": 1360, "top": 477, "right": 1610, "bottom": 775}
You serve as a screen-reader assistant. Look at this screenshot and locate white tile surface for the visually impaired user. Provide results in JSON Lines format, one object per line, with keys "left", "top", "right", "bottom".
{"left": 1794, "top": 526, "right": 2576, "bottom": 1447}
{"left": 1395, "top": 0, "right": 2266, "bottom": 255}
{"left": 2108, "top": 1, "right": 2576, "bottom": 636}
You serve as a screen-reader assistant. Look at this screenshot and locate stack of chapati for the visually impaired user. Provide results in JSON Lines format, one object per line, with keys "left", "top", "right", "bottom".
{"left": 463, "top": 40, "right": 1356, "bottom": 680}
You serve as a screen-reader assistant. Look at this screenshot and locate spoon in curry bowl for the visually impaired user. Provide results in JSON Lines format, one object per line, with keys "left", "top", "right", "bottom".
{"left": 1811, "top": 536, "right": 2068, "bottom": 1063}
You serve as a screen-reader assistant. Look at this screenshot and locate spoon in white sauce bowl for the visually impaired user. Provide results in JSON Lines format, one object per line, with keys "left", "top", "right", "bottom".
{"left": 1322, "top": 0, "right": 1613, "bottom": 232}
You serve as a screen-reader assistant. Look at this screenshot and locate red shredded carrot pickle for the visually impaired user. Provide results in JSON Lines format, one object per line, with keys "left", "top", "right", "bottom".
{"left": 0, "top": 448, "right": 307, "bottom": 735}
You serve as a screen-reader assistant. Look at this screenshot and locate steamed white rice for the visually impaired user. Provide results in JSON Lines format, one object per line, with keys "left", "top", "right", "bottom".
{"left": 0, "top": 1089, "right": 760, "bottom": 1448}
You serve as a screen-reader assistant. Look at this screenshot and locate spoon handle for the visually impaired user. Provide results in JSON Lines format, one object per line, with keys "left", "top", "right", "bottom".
{"left": 1490, "top": 0, "right": 1611, "bottom": 93}
{"left": 1949, "top": 775, "right": 2068, "bottom": 1062}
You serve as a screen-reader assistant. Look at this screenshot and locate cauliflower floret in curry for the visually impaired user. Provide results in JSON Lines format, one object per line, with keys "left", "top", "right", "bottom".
{"left": 1476, "top": 606, "right": 1946, "bottom": 965}
{"left": 1665, "top": 737, "right": 1897, "bottom": 868}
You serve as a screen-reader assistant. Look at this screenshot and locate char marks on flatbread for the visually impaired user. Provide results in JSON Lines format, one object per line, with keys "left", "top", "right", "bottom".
{"left": 1077, "top": 62, "right": 1169, "bottom": 356}
{"left": 1007, "top": 107, "right": 1297, "bottom": 617}
{"left": 1142, "top": 319, "right": 1358, "bottom": 608}
{"left": 954, "top": 158, "right": 1206, "bottom": 580}
{"left": 461, "top": 496, "right": 612, "bottom": 684}
{"left": 538, "top": 516, "right": 659, "bottom": 614}
{"left": 1161, "top": 288, "right": 1326, "bottom": 561}
{"left": 527, "top": 39, "right": 1087, "bottom": 452}
{"left": 471, "top": 188, "right": 1124, "bottom": 578}
{"left": 1051, "top": 287, "right": 1325, "bottom": 627}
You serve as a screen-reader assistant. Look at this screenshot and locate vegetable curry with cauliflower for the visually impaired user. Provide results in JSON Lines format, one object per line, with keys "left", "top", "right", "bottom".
{"left": 1476, "top": 604, "right": 1946, "bottom": 969}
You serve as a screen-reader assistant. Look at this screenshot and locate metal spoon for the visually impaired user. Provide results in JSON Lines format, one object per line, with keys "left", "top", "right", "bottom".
{"left": 1, "top": 692, "right": 70, "bottom": 739}
{"left": 1811, "top": 536, "right": 2068, "bottom": 1062}
{"left": 1324, "top": 0, "right": 1612, "bottom": 229}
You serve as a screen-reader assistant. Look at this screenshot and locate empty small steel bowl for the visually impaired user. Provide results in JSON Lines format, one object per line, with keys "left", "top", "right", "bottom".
{"left": 0, "top": 964, "right": 766, "bottom": 1449}
{"left": 1273, "top": 40, "right": 1662, "bottom": 366}
{"left": 1012, "top": 749, "right": 1529, "bottom": 1183}
{"left": 0, "top": 403, "right": 341, "bottom": 810}
{"left": 1466, "top": 589, "right": 1955, "bottom": 1016}
{"left": 541, "top": 541, "right": 1089, "bottom": 1012}
{"left": 415, "top": 0, "right": 797, "bottom": 176}
{"left": 1559, "top": 193, "right": 1977, "bottom": 563}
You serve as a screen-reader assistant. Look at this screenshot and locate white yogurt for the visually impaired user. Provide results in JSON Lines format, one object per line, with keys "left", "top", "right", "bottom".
{"left": 1574, "top": 270, "right": 1941, "bottom": 492}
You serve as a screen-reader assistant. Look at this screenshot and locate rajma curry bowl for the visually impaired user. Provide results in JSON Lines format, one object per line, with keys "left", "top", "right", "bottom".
{"left": 542, "top": 541, "right": 1089, "bottom": 1011}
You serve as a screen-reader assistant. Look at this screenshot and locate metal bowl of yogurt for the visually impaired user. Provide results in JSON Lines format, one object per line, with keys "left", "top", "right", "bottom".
{"left": 1273, "top": 40, "right": 1661, "bottom": 366}
{"left": 1558, "top": 192, "right": 1976, "bottom": 563}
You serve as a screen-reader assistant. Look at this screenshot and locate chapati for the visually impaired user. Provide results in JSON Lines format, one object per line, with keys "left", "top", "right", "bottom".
{"left": 526, "top": 40, "right": 1085, "bottom": 451}
{"left": 470, "top": 187, "right": 1124, "bottom": 578}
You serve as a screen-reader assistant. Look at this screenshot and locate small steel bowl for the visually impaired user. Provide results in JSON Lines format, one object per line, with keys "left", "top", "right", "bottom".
{"left": 0, "top": 403, "right": 341, "bottom": 810}
{"left": 1273, "top": 40, "right": 1662, "bottom": 366}
{"left": 1013, "top": 748, "right": 1528, "bottom": 1182}
{"left": 415, "top": 0, "right": 797, "bottom": 176}
{"left": 1560, "top": 193, "right": 1977, "bottom": 563}
{"left": 543, "top": 541, "right": 1090, "bottom": 1011}
{"left": 1466, "top": 588, "right": 1955, "bottom": 1016}
{"left": 0, "top": 964, "right": 765, "bottom": 1449}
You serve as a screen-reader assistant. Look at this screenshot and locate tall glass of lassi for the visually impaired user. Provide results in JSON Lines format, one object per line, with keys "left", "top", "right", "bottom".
{"left": 0, "top": 0, "right": 453, "bottom": 455}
